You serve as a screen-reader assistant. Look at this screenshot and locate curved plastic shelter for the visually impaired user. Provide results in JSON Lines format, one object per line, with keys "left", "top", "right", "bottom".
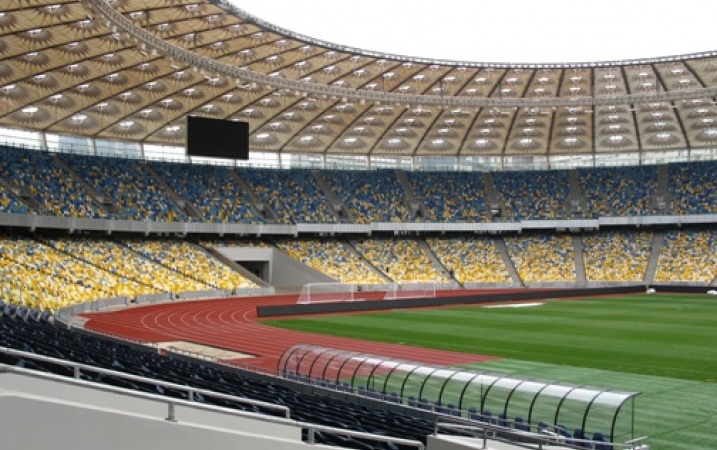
{"left": 279, "top": 345, "right": 639, "bottom": 444}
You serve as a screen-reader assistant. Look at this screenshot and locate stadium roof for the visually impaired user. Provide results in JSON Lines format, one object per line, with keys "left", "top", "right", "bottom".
{"left": 2, "top": 0, "right": 717, "bottom": 159}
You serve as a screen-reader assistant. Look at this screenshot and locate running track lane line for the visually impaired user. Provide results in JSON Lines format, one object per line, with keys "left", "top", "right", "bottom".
{"left": 82, "top": 293, "right": 504, "bottom": 371}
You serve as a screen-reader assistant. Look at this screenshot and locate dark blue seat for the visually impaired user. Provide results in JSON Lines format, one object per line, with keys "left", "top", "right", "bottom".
{"left": 3, "top": 303, "right": 16, "bottom": 317}
{"left": 498, "top": 413, "right": 509, "bottom": 427}
{"left": 593, "top": 431, "right": 613, "bottom": 450}
{"left": 557, "top": 424, "right": 572, "bottom": 440}
{"left": 514, "top": 416, "right": 530, "bottom": 432}
{"left": 419, "top": 398, "right": 431, "bottom": 410}
{"left": 574, "top": 428, "right": 589, "bottom": 447}
{"left": 537, "top": 421, "right": 550, "bottom": 434}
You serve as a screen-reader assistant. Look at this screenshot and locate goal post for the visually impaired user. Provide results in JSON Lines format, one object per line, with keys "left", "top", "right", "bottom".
{"left": 383, "top": 282, "right": 437, "bottom": 300}
{"left": 297, "top": 282, "right": 356, "bottom": 304}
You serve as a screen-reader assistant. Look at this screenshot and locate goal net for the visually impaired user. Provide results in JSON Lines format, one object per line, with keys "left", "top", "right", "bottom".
{"left": 383, "top": 282, "right": 437, "bottom": 300}
{"left": 297, "top": 282, "right": 356, "bottom": 304}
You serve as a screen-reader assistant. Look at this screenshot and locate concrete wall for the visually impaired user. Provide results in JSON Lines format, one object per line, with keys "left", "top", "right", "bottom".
{"left": 216, "top": 246, "right": 334, "bottom": 289}
{"left": 428, "top": 435, "right": 528, "bottom": 450}
{"left": 0, "top": 372, "right": 336, "bottom": 450}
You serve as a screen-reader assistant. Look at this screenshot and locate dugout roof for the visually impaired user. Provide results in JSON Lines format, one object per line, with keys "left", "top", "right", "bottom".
{"left": 279, "top": 344, "right": 639, "bottom": 443}
{"left": 2, "top": 0, "right": 717, "bottom": 157}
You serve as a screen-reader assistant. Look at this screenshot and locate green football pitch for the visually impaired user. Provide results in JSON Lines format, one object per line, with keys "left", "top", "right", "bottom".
{"left": 261, "top": 294, "right": 717, "bottom": 450}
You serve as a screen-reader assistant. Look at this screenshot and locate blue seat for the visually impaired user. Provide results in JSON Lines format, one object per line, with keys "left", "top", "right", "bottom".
{"left": 572, "top": 428, "right": 589, "bottom": 447}
{"left": 593, "top": 431, "right": 613, "bottom": 450}
{"left": 498, "top": 413, "right": 509, "bottom": 427}
{"left": 482, "top": 409, "right": 498, "bottom": 425}
{"left": 557, "top": 424, "right": 572, "bottom": 439}
{"left": 537, "top": 421, "right": 550, "bottom": 434}
{"left": 514, "top": 416, "right": 530, "bottom": 432}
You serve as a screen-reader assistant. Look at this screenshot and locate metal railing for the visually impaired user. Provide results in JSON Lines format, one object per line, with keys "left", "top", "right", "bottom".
{"left": 0, "top": 346, "right": 290, "bottom": 418}
{"left": 434, "top": 421, "right": 649, "bottom": 450}
{"left": 0, "top": 347, "right": 425, "bottom": 449}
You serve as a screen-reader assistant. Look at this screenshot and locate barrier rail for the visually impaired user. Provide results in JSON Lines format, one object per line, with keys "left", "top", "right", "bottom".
{"left": 434, "top": 421, "right": 649, "bottom": 450}
{"left": 0, "top": 348, "right": 426, "bottom": 450}
{"left": 0, "top": 347, "right": 290, "bottom": 418}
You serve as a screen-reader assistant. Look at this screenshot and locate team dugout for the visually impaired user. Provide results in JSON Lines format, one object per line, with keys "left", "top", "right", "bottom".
{"left": 279, "top": 344, "right": 639, "bottom": 445}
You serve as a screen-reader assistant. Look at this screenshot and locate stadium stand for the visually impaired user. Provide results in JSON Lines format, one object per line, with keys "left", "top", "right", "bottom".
{"left": 350, "top": 237, "right": 451, "bottom": 283}
{"left": 150, "top": 161, "right": 261, "bottom": 223}
{"left": 0, "top": 184, "right": 30, "bottom": 214}
{"left": 654, "top": 229, "right": 717, "bottom": 283}
{"left": 0, "top": 145, "right": 108, "bottom": 218}
{"left": 238, "top": 168, "right": 336, "bottom": 224}
{"left": 0, "top": 234, "right": 146, "bottom": 311}
{"left": 407, "top": 171, "right": 489, "bottom": 222}
{"left": 322, "top": 170, "right": 411, "bottom": 223}
{"left": 60, "top": 154, "right": 186, "bottom": 222}
{"left": 582, "top": 230, "right": 653, "bottom": 282}
{"left": 668, "top": 161, "right": 717, "bottom": 215}
{"left": 492, "top": 169, "right": 572, "bottom": 220}
{"left": 504, "top": 233, "right": 577, "bottom": 283}
{"left": 0, "top": 145, "right": 716, "bottom": 227}
{"left": 43, "top": 236, "right": 211, "bottom": 298}
{"left": 426, "top": 236, "right": 512, "bottom": 284}
{"left": 577, "top": 165, "right": 658, "bottom": 217}
{"left": 121, "top": 238, "right": 257, "bottom": 290}
{"left": 274, "top": 238, "right": 386, "bottom": 284}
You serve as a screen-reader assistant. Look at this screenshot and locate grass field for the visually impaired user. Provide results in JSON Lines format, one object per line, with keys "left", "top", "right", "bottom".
{"left": 261, "top": 294, "right": 717, "bottom": 450}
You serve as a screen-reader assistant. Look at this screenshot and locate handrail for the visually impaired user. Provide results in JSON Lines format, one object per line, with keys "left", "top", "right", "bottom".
{"left": 85, "top": 0, "right": 717, "bottom": 109}
{"left": 0, "top": 358, "right": 425, "bottom": 450}
{"left": 434, "top": 421, "right": 648, "bottom": 450}
{"left": 0, "top": 346, "right": 290, "bottom": 418}
{"left": 0, "top": 362, "right": 295, "bottom": 424}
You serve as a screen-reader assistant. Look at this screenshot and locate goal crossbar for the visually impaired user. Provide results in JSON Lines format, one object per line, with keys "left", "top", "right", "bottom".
{"left": 297, "top": 282, "right": 356, "bottom": 304}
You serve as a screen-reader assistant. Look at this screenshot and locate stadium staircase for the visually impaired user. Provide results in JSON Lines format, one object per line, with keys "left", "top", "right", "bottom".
{"left": 395, "top": 170, "right": 430, "bottom": 220}
{"left": 643, "top": 231, "right": 666, "bottom": 284}
{"left": 568, "top": 169, "right": 587, "bottom": 218}
{"left": 481, "top": 172, "right": 508, "bottom": 220}
{"left": 415, "top": 238, "right": 455, "bottom": 283}
{"left": 652, "top": 165, "right": 671, "bottom": 214}
{"left": 229, "top": 169, "right": 280, "bottom": 223}
{"left": 342, "top": 240, "right": 393, "bottom": 283}
{"left": 572, "top": 234, "right": 588, "bottom": 285}
{"left": 310, "top": 170, "right": 354, "bottom": 222}
{"left": 51, "top": 155, "right": 120, "bottom": 215}
{"left": 0, "top": 175, "right": 42, "bottom": 211}
{"left": 141, "top": 163, "right": 202, "bottom": 220}
{"left": 493, "top": 237, "right": 524, "bottom": 286}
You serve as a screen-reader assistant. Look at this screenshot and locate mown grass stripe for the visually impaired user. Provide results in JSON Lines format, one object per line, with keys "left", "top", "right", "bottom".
{"left": 262, "top": 294, "right": 717, "bottom": 450}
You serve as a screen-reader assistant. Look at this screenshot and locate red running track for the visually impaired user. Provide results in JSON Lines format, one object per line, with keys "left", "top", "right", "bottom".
{"left": 82, "top": 291, "right": 506, "bottom": 371}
